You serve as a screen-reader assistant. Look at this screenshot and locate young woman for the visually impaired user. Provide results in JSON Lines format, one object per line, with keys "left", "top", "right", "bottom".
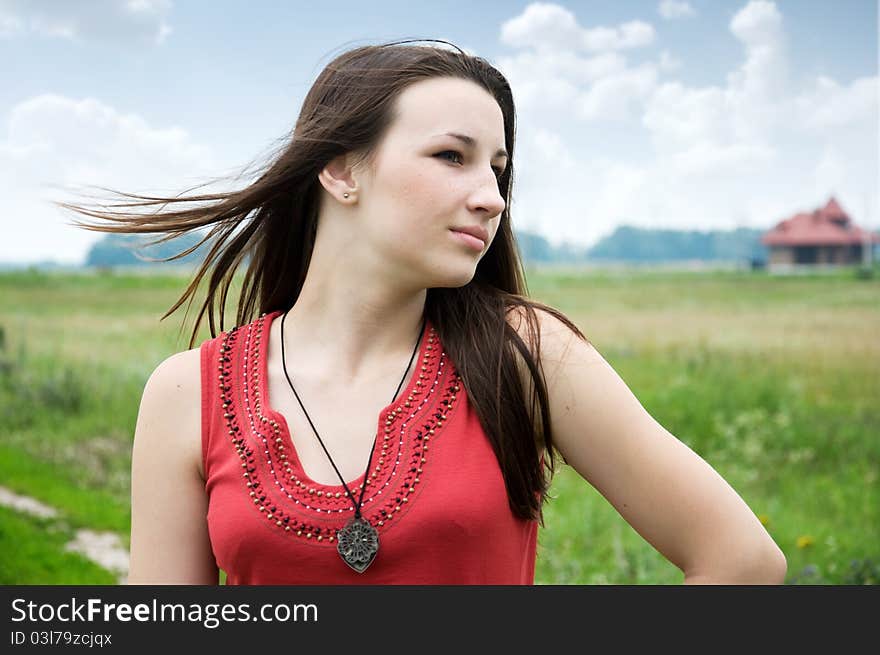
{"left": 63, "top": 39, "right": 786, "bottom": 585}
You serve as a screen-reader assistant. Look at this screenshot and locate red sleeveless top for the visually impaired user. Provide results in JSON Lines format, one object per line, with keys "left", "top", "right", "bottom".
{"left": 200, "top": 309, "right": 539, "bottom": 584}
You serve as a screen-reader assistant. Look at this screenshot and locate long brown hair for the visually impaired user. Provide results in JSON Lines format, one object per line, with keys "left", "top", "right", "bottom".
{"left": 58, "top": 38, "right": 589, "bottom": 524}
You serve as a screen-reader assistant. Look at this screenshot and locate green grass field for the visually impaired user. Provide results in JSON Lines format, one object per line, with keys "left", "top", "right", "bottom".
{"left": 1, "top": 264, "right": 877, "bottom": 584}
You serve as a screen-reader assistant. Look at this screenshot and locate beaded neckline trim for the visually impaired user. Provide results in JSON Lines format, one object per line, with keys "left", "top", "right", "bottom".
{"left": 215, "top": 310, "right": 463, "bottom": 546}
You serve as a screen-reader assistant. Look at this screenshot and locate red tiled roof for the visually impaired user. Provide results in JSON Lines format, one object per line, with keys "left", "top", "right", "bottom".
{"left": 819, "top": 197, "right": 846, "bottom": 220}
{"left": 761, "top": 196, "right": 880, "bottom": 246}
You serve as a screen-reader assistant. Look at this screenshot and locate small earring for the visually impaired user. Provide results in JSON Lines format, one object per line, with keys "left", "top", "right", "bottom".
{"left": 343, "top": 193, "right": 350, "bottom": 199}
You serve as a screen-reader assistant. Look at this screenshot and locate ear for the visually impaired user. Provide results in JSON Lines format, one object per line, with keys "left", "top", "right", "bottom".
{"left": 318, "top": 153, "right": 361, "bottom": 203}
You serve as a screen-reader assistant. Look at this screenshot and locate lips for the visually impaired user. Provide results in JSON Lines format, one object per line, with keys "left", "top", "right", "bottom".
{"left": 450, "top": 225, "right": 489, "bottom": 246}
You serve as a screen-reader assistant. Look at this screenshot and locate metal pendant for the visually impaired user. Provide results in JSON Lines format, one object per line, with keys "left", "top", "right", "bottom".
{"left": 336, "top": 516, "right": 379, "bottom": 573}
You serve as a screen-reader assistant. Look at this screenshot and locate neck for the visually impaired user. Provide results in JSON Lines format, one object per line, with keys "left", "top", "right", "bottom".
{"left": 281, "top": 250, "right": 427, "bottom": 385}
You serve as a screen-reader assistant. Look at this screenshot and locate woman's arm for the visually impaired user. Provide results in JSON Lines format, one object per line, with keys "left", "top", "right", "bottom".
{"left": 127, "top": 348, "right": 220, "bottom": 584}
{"left": 511, "top": 307, "right": 787, "bottom": 584}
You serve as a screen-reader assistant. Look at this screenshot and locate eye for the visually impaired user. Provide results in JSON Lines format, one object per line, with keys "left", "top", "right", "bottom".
{"left": 436, "top": 150, "right": 506, "bottom": 180}
{"left": 436, "top": 150, "right": 464, "bottom": 165}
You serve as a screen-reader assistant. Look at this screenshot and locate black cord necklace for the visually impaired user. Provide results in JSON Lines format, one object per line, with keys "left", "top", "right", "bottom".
{"left": 279, "top": 309, "right": 426, "bottom": 573}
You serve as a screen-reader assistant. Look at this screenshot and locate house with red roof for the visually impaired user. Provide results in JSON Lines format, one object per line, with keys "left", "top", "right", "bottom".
{"left": 760, "top": 196, "right": 880, "bottom": 270}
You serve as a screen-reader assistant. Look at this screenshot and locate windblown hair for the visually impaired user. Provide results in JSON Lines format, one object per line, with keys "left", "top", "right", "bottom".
{"left": 59, "top": 38, "right": 589, "bottom": 524}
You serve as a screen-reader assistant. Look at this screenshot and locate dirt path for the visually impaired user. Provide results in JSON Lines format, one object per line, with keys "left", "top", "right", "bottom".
{"left": 0, "top": 485, "right": 129, "bottom": 584}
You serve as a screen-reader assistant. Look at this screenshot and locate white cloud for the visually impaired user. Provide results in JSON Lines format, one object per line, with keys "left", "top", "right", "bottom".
{"left": 659, "top": 1, "right": 696, "bottom": 19}
{"left": 667, "top": 141, "right": 777, "bottom": 177}
{"left": 813, "top": 146, "right": 847, "bottom": 192}
{"left": 592, "top": 20, "right": 655, "bottom": 50}
{"left": 640, "top": 0, "right": 792, "bottom": 153}
{"left": 795, "top": 75, "right": 878, "bottom": 130}
{"left": 657, "top": 50, "right": 682, "bottom": 72}
{"left": 576, "top": 63, "right": 659, "bottom": 122}
{"left": 643, "top": 82, "right": 733, "bottom": 150}
{"left": 0, "top": 0, "right": 172, "bottom": 45}
{"left": 530, "top": 128, "right": 578, "bottom": 171}
{"left": 643, "top": 1, "right": 796, "bottom": 174}
{"left": 0, "top": 94, "right": 220, "bottom": 264}
{"left": 511, "top": 134, "right": 647, "bottom": 247}
{"left": 495, "top": 50, "right": 627, "bottom": 109}
{"left": 500, "top": 50, "right": 628, "bottom": 86}
{"left": 497, "top": 4, "right": 662, "bottom": 120}
{"left": 500, "top": 2, "right": 655, "bottom": 52}
{"left": 727, "top": 1, "right": 789, "bottom": 100}
{"left": 495, "top": 0, "right": 878, "bottom": 247}
{"left": 729, "top": 0, "right": 783, "bottom": 47}
{"left": 0, "top": 11, "right": 22, "bottom": 36}
{"left": 500, "top": 3, "right": 582, "bottom": 51}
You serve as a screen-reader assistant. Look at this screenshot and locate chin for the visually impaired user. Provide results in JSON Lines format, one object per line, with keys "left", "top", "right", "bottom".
{"left": 423, "top": 260, "right": 479, "bottom": 289}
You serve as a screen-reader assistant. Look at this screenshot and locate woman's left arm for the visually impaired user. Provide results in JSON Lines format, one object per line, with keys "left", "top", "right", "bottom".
{"left": 519, "top": 308, "right": 787, "bottom": 584}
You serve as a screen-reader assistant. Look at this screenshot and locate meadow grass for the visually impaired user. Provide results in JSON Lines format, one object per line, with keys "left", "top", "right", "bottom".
{"left": 0, "top": 264, "right": 877, "bottom": 584}
{"left": 0, "top": 505, "right": 117, "bottom": 585}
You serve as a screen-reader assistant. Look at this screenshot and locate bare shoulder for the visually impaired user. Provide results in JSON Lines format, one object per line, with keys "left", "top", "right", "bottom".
{"left": 503, "top": 303, "right": 604, "bottom": 458}
{"left": 137, "top": 346, "right": 204, "bottom": 479}
{"left": 129, "top": 344, "right": 218, "bottom": 583}
{"left": 504, "top": 303, "right": 603, "bottom": 385}
{"left": 146, "top": 347, "right": 202, "bottom": 397}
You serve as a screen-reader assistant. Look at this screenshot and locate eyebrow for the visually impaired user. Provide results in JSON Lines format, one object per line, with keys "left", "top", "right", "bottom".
{"left": 435, "top": 132, "right": 509, "bottom": 160}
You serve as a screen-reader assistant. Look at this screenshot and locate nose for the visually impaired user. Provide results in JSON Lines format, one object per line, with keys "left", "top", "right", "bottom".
{"left": 468, "top": 169, "right": 506, "bottom": 219}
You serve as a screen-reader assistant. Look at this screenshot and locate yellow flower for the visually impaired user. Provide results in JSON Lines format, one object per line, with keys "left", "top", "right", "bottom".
{"left": 796, "top": 535, "right": 815, "bottom": 549}
{"left": 758, "top": 514, "right": 770, "bottom": 526}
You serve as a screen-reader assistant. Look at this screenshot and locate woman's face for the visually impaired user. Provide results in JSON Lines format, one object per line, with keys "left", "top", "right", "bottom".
{"left": 349, "top": 76, "right": 508, "bottom": 289}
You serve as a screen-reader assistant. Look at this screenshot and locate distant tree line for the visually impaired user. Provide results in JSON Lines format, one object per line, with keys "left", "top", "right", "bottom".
{"left": 84, "top": 225, "right": 770, "bottom": 268}
{"left": 85, "top": 233, "right": 215, "bottom": 268}
{"left": 512, "top": 226, "right": 768, "bottom": 264}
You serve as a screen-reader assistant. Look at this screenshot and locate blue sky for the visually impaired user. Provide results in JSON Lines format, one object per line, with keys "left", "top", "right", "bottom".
{"left": 1, "top": 0, "right": 877, "bottom": 264}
